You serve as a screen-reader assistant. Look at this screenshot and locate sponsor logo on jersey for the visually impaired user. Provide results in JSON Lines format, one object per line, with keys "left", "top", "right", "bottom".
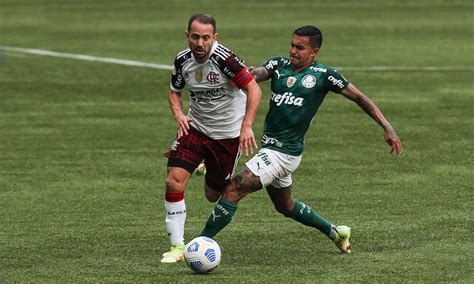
{"left": 310, "top": 66, "right": 327, "bottom": 73}
{"left": 222, "top": 66, "right": 235, "bottom": 77}
{"left": 287, "top": 76, "right": 297, "bottom": 88}
{"left": 174, "top": 74, "right": 184, "bottom": 88}
{"left": 190, "top": 87, "right": 226, "bottom": 102}
{"left": 302, "top": 74, "right": 316, "bottom": 88}
{"left": 207, "top": 71, "right": 220, "bottom": 85}
{"left": 275, "top": 70, "right": 282, "bottom": 79}
{"left": 328, "top": 75, "right": 345, "bottom": 89}
{"left": 271, "top": 92, "right": 304, "bottom": 107}
{"left": 234, "top": 56, "right": 245, "bottom": 67}
{"left": 265, "top": 59, "right": 278, "bottom": 70}
{"left": 195, "top": 68, "right": 203, "bottom": 82}
{"left": 262, "top": 133, "right": 284, "bottom": 148}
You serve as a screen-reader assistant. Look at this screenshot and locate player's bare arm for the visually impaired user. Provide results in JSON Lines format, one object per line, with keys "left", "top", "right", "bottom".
{"left": 341, "top": 83, "right": 403, "bottom": 156}
{"left": 168, "top": 89, "right": 192, "bottom": 138}
{"left": 250, "top": 67, "right": 271, "bottom": 82}
{"left": 240, "top": 79, "right": 262, "bottom": 156}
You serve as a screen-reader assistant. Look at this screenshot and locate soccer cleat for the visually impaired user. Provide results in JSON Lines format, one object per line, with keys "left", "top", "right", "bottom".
{"left": 160, "top": 244, "right": 185, "bottom": 263}
{"left": 334, "top": 225, "right": 352, "bottom": 254}
{"left": 194, "top": 162, "right": 206, "bottom": 176}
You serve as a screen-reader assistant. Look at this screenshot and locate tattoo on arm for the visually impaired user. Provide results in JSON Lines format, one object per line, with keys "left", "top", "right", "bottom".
{"left": 357, "top": 95, "right": 392, "bottom": 130}
{"left": 357, "top": 95, "right": 377, "bottom": 117}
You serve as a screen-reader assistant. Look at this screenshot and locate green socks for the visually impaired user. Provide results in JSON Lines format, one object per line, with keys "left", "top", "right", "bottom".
{"left": 200, "top": 198, "right": 238, "bottom": 238}
{"left": 200, "top": 198, "right": 336, "bottom": 240}
{"left": 290, "top": 199, "right": 335, "bottom": 239}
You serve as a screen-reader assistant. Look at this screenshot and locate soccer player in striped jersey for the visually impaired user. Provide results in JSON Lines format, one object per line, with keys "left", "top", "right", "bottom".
{"left": 199, "top": 26, "right": 402, "bottom": 254}
{"left": 161, "top": 13, "right": 261, "bottom": 263}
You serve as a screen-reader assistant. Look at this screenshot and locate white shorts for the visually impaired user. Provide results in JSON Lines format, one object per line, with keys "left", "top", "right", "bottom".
{"left": 245, "top": 148, "right": 301, "bottom": 188}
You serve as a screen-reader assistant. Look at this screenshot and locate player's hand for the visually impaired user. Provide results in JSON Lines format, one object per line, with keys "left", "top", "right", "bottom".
{"left": 239, "top": 126, "right": 258, "bottom": 156}
{"left": 384, "top": 128, "right": 402, "bottom": 156}
{"left": 175, "top": 113, "right": 192, "bottom": 139}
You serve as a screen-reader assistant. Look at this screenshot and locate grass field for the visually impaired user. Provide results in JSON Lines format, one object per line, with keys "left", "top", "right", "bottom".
{"left": 1, "top": 0, "right": 473, "bottom": 282}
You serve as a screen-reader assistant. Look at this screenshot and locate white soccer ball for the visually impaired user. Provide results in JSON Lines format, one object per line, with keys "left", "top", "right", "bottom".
{"left": 184, "top": 236, "right": 221, "bottom": 274}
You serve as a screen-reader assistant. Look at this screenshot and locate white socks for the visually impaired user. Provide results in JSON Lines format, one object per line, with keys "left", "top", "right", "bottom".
{"left": 165, "top": 199, "right": 186, "bottom": 245}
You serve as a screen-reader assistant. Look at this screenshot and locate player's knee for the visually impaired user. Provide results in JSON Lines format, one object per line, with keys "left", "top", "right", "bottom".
{"left": 165, "top": 176, "right": 185, "bottom": 193}
{"left": 273, "top": 201, "right": 295, "bottom": 218}
{"left": 222, "top": 179, "right": 243, "bottom": 203}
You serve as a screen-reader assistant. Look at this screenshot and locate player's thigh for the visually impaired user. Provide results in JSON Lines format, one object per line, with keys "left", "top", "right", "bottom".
{"left": 245, "top": 148, "right": 301, "bottom": 188}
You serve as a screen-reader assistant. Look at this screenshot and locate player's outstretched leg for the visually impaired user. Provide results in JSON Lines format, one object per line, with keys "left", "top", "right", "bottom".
{"left": 267, "top": 186, "right": 352, "bottom": 253}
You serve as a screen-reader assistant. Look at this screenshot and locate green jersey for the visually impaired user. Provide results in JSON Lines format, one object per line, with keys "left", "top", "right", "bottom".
{"left": 261, "top": 57, "right": 349, "bottom": 156}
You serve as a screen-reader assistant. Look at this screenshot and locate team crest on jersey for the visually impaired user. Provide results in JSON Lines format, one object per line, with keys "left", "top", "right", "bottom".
{"left": 302, "top": 75, "right": 316, "bottom": 88}
{"left": 287, "top": 76, "right": 297, "bottom": 88}
{"left": 195, "top": 69, "right": 203, "bottom": 83}
{"left": 207, "top": 71, "right": 220, "bottom": 85}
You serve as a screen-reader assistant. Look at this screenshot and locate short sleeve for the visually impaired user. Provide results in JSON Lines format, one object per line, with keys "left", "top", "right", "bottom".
{"left": 261, "top": 56, "right": 283, "bottom": 78}
{"left": 170, "top": 58, "right": 185, "bottom": 91}
{"left": 325, "top": 68, "right": 349, "bottom": 93}
{"left": 223, "top": 53, "right": 253, "bottom": 89}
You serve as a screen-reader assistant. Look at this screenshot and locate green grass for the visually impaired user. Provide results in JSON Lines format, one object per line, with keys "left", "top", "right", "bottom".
{"left": 1, "top": 0, "right": 473, "bottom": 282}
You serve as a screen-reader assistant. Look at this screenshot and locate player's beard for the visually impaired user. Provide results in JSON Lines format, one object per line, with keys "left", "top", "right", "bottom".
{"left": 192, "top": 47, "right": 209, "bottom": 61}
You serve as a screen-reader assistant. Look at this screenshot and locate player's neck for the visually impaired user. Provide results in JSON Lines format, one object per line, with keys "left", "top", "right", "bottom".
{"left": 292, "top": 61, "right": 314, "bottom": 73}
{"left": 195, "top": 56, "right": 209, "bottom": 64}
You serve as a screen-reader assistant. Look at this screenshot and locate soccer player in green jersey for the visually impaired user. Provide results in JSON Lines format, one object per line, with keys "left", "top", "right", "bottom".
{"left": 199, "top": 26, "right": 403, "bottom": 253}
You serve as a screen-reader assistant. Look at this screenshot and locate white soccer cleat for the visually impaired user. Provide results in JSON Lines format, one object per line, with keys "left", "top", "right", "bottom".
{"left": 334, "top": 225, "right": 352, "bottom": 254}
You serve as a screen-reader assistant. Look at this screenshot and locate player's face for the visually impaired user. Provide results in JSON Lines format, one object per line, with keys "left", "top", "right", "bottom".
{"left": 289, "top": 35, "right": 319, "bottom": 72}
{"left": 186, "top": 21, "right": 216, "bottom": 63}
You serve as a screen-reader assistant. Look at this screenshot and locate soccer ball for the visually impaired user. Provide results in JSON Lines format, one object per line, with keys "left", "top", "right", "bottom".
{"left": 184, "top": 236, "right": 221, "bottom": 274}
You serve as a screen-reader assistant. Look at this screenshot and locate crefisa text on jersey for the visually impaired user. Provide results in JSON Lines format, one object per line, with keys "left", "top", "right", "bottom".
{"left": 328, "top": 75, "right": 345, "bottom": 89}
{"left": 271, "top": 92, "right": 304, "bottom": 107}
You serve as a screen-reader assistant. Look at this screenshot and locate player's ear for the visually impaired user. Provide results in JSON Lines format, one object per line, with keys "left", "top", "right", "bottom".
{"left": 313, "top": 47, "right": 320, "bottom": 58}
{"left": 214, "top": 33, "right": 218, "bottom": 41}
{"left": 185, "top": 30, "right": 189, "bottom": 38}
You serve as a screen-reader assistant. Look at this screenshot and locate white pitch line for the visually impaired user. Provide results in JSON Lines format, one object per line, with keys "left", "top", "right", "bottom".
{"left": 334, "top": 66, "right": 474, "bottom": 71}
{"left": 0, "top": 45, "right": 174, "bottom": 70}
{"left": 1, "top": 45, "right": 473, "bottom": 72}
